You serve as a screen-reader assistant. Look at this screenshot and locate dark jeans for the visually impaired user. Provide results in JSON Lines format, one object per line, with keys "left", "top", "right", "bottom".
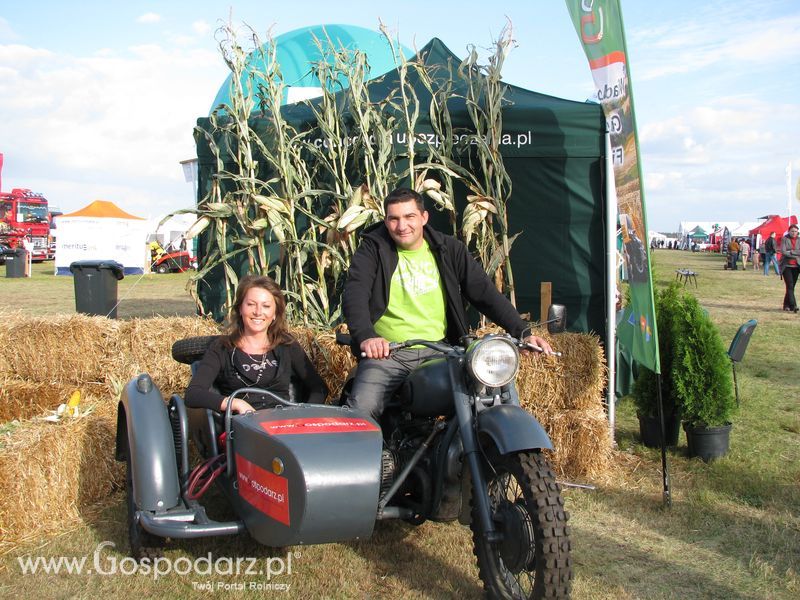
{"left": 346, "top": 347, "right": 442, "bottom": 420}
{"left": 783, "top": 267, "right": 799, "bottom": 310}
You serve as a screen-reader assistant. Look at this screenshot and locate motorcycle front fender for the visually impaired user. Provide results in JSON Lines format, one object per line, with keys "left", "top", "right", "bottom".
{"left": 476, "top": 404, "right": 553, "bottom": 454}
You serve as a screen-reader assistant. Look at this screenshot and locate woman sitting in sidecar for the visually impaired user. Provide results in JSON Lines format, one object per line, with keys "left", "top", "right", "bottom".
{"left": 184, "top": 274, "right": 328, "bottom": 413}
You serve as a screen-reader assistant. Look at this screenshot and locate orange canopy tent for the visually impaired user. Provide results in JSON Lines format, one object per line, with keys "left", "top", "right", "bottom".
{"left": 61, "top": 200, "right": 146, "bottom": 220}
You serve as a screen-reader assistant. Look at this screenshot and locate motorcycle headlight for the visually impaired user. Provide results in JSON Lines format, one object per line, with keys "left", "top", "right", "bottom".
{"left": 466, "top": 336, "right": 520, "bottom": 387}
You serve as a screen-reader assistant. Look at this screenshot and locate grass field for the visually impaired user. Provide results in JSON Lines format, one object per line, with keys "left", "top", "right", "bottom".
{"left": 0, "top": 262, "right": 196, "bottom": 318}
{"left": 0, "top": 251, "right": 798, "bottom": 599}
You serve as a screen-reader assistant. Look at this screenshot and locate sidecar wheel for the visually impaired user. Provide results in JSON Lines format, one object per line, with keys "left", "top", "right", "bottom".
{"left": 171, "top": 335, "right": 219, "bottom": 365}
{"left": 126, "top": 443, "right": 165, "bottom": 561}
{"left": 472, "top": 450, "right": 572, "bottom": 599}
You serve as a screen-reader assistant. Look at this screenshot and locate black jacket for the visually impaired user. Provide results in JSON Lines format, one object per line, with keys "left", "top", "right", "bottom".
{"left": 342, "top": 223, "right": 530, "bottom": 354}
{"left": 185, "top": 337, "right": 328, "bottom": 409}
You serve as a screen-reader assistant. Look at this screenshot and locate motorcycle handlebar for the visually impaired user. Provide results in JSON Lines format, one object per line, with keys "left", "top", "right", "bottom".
{"left": 338, "top": 333, "right": 560, "bottom": 357}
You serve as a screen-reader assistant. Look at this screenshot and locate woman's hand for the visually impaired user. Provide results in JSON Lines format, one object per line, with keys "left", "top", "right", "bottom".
{"left": 220, "top": 397, "right": 255, "bottom": 414}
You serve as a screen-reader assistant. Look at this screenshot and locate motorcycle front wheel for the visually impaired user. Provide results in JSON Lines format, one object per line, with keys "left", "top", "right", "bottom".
{"left": 472, "top": 450, "right": 572, "bottom": 599}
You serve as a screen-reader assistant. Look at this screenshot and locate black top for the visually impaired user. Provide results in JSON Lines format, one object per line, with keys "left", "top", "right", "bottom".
{"left": 342, "top": 222, "right": 531, "bottom": 354}
{"left": 185, "top": 337, "right": 328, "bottom": 410}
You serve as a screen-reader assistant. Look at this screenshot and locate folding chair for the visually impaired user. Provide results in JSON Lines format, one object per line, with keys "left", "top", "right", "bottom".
{"left": 728, "top": 319, "right": 757, "bottom": 405}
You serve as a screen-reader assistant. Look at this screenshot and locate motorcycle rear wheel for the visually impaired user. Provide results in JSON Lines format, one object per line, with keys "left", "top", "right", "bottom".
{"left": 472, "top": 450, "right": 572, "bottom": 599}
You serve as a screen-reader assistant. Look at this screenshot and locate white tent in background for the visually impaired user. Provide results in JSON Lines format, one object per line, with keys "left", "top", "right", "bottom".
{"left": 730, "top": 221, "right": 761, "bottom": 238}
{"left": 54, "top": 200, "right": 149, "bottom": 275}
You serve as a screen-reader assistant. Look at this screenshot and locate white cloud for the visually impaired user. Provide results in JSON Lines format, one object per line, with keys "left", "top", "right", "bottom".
{"left": 0, "top": 42, "right": 226, "bottom": 216}
{"left": 136, "top": 13, "right": 162, "bottom": 25}
{"left": 633, "top": 14, "right": 800, "bottom": 81}
{"left": 639, "top": 96, "right": 800, "bottom": 229}
{"left": 192, "top": 21, "right": 211, "bottom": 35}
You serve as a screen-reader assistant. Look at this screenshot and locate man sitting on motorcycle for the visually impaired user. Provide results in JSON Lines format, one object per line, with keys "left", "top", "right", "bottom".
{"left": 342, "top": 187, "right": 553, "bottom": 420}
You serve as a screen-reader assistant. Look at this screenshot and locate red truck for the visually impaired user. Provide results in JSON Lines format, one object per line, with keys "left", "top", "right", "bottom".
{"left": 0, "top": 188, "right": 51, "bottom": 261}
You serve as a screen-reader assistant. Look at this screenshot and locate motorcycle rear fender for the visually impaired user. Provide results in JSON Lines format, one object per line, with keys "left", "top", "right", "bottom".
{"left": 115, "top": 374, "right": 181, "bottom": 512}
{"left": 476, "top": 404, "right": 553, "bottom": 454}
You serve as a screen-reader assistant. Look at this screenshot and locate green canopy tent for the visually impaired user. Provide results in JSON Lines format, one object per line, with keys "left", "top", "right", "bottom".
{"left": 195, "top": 38, "right": 608, "bottom": 341}
{"left": 689, "top": 226, "right": 708, "bottom": 240}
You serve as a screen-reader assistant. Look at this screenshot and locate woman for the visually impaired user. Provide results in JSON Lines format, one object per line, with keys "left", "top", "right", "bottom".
{"left": 779, "top": 224, "right": 800, "bottom": 313}
{"left": 186, "top": 275, "right": 328, "bottom": 413}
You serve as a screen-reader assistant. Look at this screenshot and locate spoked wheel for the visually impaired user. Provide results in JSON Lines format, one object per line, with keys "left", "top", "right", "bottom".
{"left": 472, "top": 450, "right": 572, "bottom": 599}
{"left": 126, "top": 442, "right": 165, "bottom": 560}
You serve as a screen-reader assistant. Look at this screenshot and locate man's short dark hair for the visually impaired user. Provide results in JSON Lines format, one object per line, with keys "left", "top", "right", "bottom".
{"left": 384, "top": 187, "right": 425, "bottom": 213}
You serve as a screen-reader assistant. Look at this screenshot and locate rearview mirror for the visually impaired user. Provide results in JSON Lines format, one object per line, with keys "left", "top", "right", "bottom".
{"left": 546, "top": 304, "right": 567, "bottom": 334}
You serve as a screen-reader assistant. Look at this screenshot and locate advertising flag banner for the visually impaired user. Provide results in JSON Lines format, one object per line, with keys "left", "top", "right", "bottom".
{"left": 566, "top": 0, "right": 660, "bottom": 373}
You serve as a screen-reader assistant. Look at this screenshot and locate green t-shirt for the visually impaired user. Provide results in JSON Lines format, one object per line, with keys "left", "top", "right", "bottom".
{"left": 374, "top": 240, "right": 447, "bottom": 343}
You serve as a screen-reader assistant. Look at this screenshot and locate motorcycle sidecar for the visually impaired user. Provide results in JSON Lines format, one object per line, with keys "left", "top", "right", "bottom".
{"left": 116, "top": 374, "right": 383, "bottom": 550}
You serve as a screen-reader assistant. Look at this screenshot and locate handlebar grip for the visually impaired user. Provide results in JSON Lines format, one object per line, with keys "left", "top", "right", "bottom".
{"left": 360, "top": 340, "right": 406, "bottom": 358}
{"left": 335, "top": 331, "right": 352, "bottom": 346}
{"left": 523, "top": 342, "right": 562, "bottom": 357}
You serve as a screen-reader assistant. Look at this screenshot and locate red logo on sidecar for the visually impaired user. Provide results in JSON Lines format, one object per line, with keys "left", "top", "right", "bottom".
{"left": 260, "top": 417, "right": 380, "bottom": 435}
{"left": 235, "top": 454, "right": 290, "bottom": 526}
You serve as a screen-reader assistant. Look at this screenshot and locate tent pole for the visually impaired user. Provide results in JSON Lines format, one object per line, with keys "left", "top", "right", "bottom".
{"left": 605, "top": 131, "right": 618, "bottom": 444}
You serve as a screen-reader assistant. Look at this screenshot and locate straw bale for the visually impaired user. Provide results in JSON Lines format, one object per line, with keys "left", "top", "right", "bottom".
{"left": 534, "top": 408, "right": 613, "bottom": 479}
{"left": 0, "top": 397, "right": 123, "bottom": 552}
{"left": 0, "top": 379, "right": 100, "bottom": 423}
{"left": 516, "top": 331, "right": 606, "bottom": 413}
{"left": 0, "top": 313, "right": 118, "bottom": 386}
{"left": 115, "top": 316, "right": 220, "bottom": 397}
{"left": 291, "top": 327, "right": 356, "bottom": 401}
{"left": 0, "top": 317, "right": 610, "bottom": 553}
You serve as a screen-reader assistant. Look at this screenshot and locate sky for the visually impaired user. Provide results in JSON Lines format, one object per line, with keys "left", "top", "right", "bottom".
{"left": 0, "top": 0, "right": 798, "bottom": 232}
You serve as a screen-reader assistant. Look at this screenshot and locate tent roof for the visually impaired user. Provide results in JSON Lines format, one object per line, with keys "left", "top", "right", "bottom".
{"left": 62, "top": 200, "right": 145, "bottom": 220}
{"left": 224, "top": 37, "right": 605, "bottom": 160}
{"left": 749, "top": 214, "right": 798, "bottom": 237}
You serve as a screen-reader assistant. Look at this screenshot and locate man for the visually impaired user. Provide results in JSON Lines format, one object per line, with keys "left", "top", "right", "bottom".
{"left": 342, "top": 187, "right": 553, "bottom": 420}
{"left": 727, "top": 238, "right": 739, "bottom": 270}
{"left": 764, "top": 232, "right": 780, "bottom": 276}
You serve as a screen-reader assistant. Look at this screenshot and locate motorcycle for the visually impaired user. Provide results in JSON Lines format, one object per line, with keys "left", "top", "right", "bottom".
{"left": 116, "top": 305, "right": 572, "bottom": 599}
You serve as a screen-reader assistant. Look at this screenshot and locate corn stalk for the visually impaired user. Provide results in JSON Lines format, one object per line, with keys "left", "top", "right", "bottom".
{"left": 457, "top": 21, "right": 517, "bottom": 305}
{"left": 177, "top": 19, "right": 518, "bottom": 324}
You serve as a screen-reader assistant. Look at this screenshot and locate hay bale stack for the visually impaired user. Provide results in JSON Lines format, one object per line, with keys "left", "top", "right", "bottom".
{"left": 0, "top": 398, "right": 123, "bottom": 553}
{"left": 0, "top": 313, "right": 118, "bottom": 386}
{"left": 115, "top": 317, "right": 219, "bottom": 397}
{"left": 515, "top": 330, "right": 611, "bottom": 477}
{"left": 0, "top": 314, "right": 610, "bottom": 554}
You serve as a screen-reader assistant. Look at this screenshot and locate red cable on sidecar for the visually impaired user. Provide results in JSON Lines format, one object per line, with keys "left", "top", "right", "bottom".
{"left": 186, "top": 454, "right": 226, "bottom": 500}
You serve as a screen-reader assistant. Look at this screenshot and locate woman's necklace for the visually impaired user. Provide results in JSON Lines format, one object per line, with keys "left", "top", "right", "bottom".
{"left": 234, "top": 338, "right": 270, "bottom": 385}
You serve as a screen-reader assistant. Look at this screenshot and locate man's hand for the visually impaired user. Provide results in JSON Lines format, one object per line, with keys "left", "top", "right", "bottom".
{"left": 522, "top": 335, "right": 555, "bottom": 356}
{"left": 360, "top": 337, "right": 391, "bottom": 359}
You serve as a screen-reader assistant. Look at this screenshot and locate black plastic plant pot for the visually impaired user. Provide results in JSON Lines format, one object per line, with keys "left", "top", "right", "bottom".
{"left": 638, "top": 412, "right": 681, "bottom": 448}
{"left": 683, "top": 422, "right": 732, "bottom": 462}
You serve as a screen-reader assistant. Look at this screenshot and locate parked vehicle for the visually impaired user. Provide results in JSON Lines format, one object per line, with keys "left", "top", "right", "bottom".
{"left": 152, "top": 250, "right": 192, "bottom": 273}
{"left": 0, "top": 188, "right": 51, "bottom": 261}
{"left": 116, "top": 305, "right": 572, "bottom": 598}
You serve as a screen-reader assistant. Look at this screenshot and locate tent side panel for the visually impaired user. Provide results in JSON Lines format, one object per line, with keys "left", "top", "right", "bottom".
{"left": 504, "top": 156, "right": 606, "bottom": 339}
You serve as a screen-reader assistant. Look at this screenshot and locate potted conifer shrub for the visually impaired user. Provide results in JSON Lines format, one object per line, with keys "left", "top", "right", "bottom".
{"left": 633, "top": 285, "right": 681, "bottom": 447}
{"left": 671, "top": 292, "right": 737, "bottom": 461}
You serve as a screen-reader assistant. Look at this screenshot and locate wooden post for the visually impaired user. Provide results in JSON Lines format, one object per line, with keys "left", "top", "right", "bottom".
{"left": 540, "top": 282, "right": 552, "bottom": 323}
